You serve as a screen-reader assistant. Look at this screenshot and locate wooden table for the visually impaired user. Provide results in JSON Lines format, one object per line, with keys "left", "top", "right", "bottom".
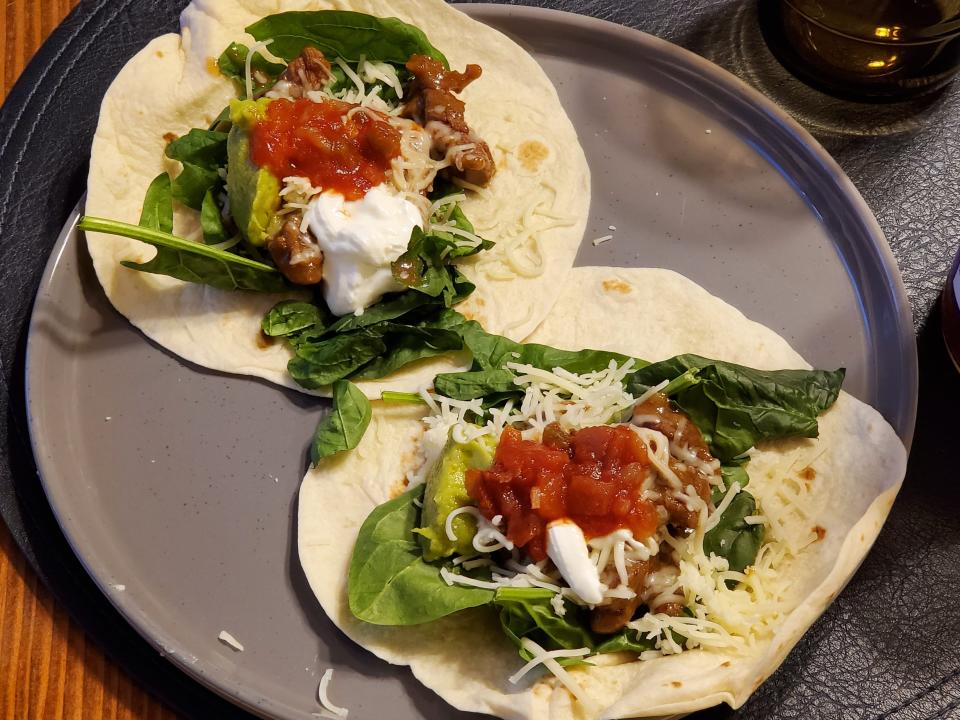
{"left": 0, "top": 2, "right": 177, "bottom": 718}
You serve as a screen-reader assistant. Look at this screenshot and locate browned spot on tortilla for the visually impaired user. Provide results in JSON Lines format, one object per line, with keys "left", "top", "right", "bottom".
{"left": 721, "top": 661, "right": 731, "bottom": 668}
{"left": 518, "top": 140, "right": 549, "bottom": 172}
{"left": 390, "top": 477, "right": 408, "bottom": 499}
{"left": 812, "top": 525, "right": 826, "bottom": 542}
{"left": 156, "top": 51, "right": 165, "bottom": 59}
{"left": 163, "top": 132, "right": 178, "bottom": 143}
{"left": 206, "top": 56, "right": 221, "bottom": 76}
{"left": 670, "top": 681, "right": 682, "bottom": 688}
{"left": 461, "top": 309, "right": 477, "bottom": 321}
{"left": 256, "top": 331, "right": 276, "bottom": 349}
{"left": 474, "top": 297, "right": 486, "bottom": 307}
{"left": 799, "top": 466, "right": 817, "bottom": 481}
{"left": 602, "top": 279, "right": 631, "bottom": 294}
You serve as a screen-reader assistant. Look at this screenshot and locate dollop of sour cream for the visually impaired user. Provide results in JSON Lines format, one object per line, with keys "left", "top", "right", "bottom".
{"left": 547, "top": 520, "right": 604, "bottom": 605}
{"left": 305, "top": 185, "right": 422, "bottom": 316}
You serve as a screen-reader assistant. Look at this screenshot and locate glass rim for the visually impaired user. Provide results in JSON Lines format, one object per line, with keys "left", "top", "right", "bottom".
{"left": 780, "top": 0, "right": 960, "bottom": 45}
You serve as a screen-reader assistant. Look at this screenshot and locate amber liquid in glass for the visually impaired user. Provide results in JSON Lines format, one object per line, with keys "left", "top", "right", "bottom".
{"left": 943, "top": 249, "right": 960, "bottom": 372}
{"left": 759, "top": 0, "right": 960, "bottom": 100}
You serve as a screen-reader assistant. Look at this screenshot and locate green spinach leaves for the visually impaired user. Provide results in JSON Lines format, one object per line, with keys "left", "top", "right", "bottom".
{"left": 138, "top": 173, "right": 173, "bottom": 233}
{"left": 77, "top": 216, "right": 285, "bottom": 293}
{"left": 703, "top": 489, "right": 765, "bottom": 575}
{"left": 347, "top": 486, "right": 495, "bottom": 625}
{"left": 433, "top": 319, "right": 636, "bottom": 402}
{"left": 262, "top": 221, "right": 485, "bottom": 391}
{"left": 217, "top": 41, "right": 286, "bottom": 97}
{"left": 627, "top": 355, "right": 844, "bottom": 462}
{"left": 311, "top": 380, "right": 372, "bottom": 464}
{"left": 494, "top": 587, "right": 593, "bottom": 666}
{"left": 164, "top": 129, "right": 228, "bottom": 211}
{"left": 245, "top": 10, "right": 448, "bottom": 68}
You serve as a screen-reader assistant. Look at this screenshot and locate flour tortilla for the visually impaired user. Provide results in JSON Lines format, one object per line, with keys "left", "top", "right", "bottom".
{"left": 85, "top": 0, "right": 589, "bottom": 398}
{"left": 298, "top": 267, "right": 907, "bottom": 719}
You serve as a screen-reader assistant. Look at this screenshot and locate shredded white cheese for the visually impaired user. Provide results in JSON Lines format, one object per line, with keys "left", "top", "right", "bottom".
{"left": 473, "top": 178, "right": 576, "bottom": 282}
{"left": 702, "top": 481, "right": 741, "bottom": 533}
{"left": 416, "top": 361, "right": 823, "bottom": 671}
{"left": 512, "top": 638, "right": 599, "bottom": 715}
{"left": 444, "top": 506, "right": 515, "bottom": 553}
{"left": 317, "top": 669, "right": 349, "bottom": 718}
{"left": 508, "top": 640, "right": 591, "bottom": 684}
{"left": 244, "top": 39, "right": 275, "bottom": 100}
{"left": 440, "top": 566, "right": 501, "bottom": 591}
{"left": 217, "top": 631, "right": 244, "bottom": 652}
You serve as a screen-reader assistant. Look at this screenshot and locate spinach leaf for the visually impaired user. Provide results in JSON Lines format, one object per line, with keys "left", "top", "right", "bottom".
{"left": 262, "top": 215, "right": 486, "bottom": 391}
{"left": 138, "top": 173, "right": 173, "bottom": 233}
{"left": 165, "top": 129, "right": 229, "bottom": 210}
{"left": 594, "top": 627, "right": 656, "bottom": 655}
{"left": 493, "top": 587, "right": 593, "bottom": 666}
{"left": 703, "top": 490, "right": 765, "bottom": 574}
{"left": 77, "top": 216, "right": 286, "bottom": 293}
{"left": 348, "top": 485, "right": 495, "bottom": 625}
{"left": 246, "top": 10, "right": 448, "bottom": 68}
{"left": 434, "top": 317, "right": 636, "bottom": 401}
{"left": 380, "top": 391, "right": 427, "bottom": 405}
{"left": 714, "top": 461, "right": 750, "bottom": 504}
{"left": 170, "top": 164, "right": 221, "bottom": 211}
{"left": 208, "top": 105, "right": 233, "bottom": 133}
{"left": 627, "top": 355, "right": 844, "bottom": 462}
{"left": 392, "top": 228, "right": 487, "bottom": 302}
{"left": 705, "top": 459, "right": 763, "bottom": 578}
{"left": 457, "top": 319, "right": 525, "bottom": 370}
{"left": 433, "top": 368, "right": 517, "bottom": 401}
{"left": 165, "top": 129, "right": 229, "bottom": 167}
{"left": 311, "top": 380, "right": 372, "bottom": 464}
{"left": 262, "top": 300, "right": 325, "bottom": 337}
{"left": 200, "top": 188, "right": 229, "bottom": 244}
{"left": 217, "top": 41, "right": 286, "bottom": 97}
{"left": 288, "top": 329, "right": 387, "bottom": 389}
{"left": 462, "top": 318, "right": 635, "bottom": 374}
{"left": 324, "top": 290, "right": 435, "bottom": 334}
{"left": 519, "top": 345, "right": 638, "bottom": 376}
{"left": 350, "top": 324, "right": 464, "bottom": 381}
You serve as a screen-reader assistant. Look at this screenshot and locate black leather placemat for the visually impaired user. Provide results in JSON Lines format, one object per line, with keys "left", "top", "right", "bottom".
{"left": 1, "top": 1, "right": 957, "bottom": 718}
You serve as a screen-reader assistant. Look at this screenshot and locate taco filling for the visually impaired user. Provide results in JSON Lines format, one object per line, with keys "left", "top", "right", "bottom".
{"left": 299, "top": 266, "right": 907, "bottom": 718}
{"left": 230, "top": 43, "right": 497, "bottom": 312}
{"left": 82, "top": 2, "right": 590, "bottom": 397}
{"left": 343, "top": 332, "right": 848, "bottom": 707}
{"left": 87, "top": 16, "right": 497, "bottom": 315}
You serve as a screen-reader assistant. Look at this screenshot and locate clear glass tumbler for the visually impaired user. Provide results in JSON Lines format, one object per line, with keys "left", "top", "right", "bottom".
{"left": 758, "top": 0, "right": 960, "bottom": 101}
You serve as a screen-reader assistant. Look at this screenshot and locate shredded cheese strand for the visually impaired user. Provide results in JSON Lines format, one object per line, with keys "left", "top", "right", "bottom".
{"left": 244, "top": 39, "right": 274, "bottom": 100}
{"left": 514, "top": 639, "right": 599, "bottom": 715}
{"left": 317, "top": 669, "right": 349, "bottom": 718}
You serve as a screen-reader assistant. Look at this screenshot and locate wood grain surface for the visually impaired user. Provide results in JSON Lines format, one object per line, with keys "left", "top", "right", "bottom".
{"left": 0, "top": 2, "right": 178, "bottom": 718}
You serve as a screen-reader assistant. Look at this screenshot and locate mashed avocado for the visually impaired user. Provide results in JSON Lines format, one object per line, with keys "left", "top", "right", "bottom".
{"left": 227, "top": 99, "right": 280, "bottom": 246}
{"left": 415, "top": 435, "right": 497, "bottom": 561}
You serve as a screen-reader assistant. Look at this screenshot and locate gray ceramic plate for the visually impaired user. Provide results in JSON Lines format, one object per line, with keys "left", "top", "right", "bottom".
{"left": 25, "top": 5, "right": 917, "bottom": 720}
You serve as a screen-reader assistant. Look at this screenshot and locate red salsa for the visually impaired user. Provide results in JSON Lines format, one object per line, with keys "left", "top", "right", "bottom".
{"left": 250, "top": 98, "right": 401, "bottom": 200}
{"left": 466, "top": 424, "right": 659, "bottom": 562}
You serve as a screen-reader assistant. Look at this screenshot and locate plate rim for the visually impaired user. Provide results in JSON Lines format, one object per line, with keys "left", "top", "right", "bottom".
{"left": 466, "top": 2, "right": 918, "bottom": 448}
{"left": 24, "top": 4, "right": 919, "bottom": 719}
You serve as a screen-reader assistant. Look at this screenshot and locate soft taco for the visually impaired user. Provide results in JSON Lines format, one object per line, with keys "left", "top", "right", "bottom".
{"left": 81, "top": 0, "right": 588, "bottom": 398}
{"left": 298, "top": 267, "right": 907, "bottom": 719}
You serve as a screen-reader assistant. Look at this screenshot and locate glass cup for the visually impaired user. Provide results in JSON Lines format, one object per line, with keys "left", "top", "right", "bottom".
{"left": 758, "top": 0, "right": 960, "bottom": 101}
